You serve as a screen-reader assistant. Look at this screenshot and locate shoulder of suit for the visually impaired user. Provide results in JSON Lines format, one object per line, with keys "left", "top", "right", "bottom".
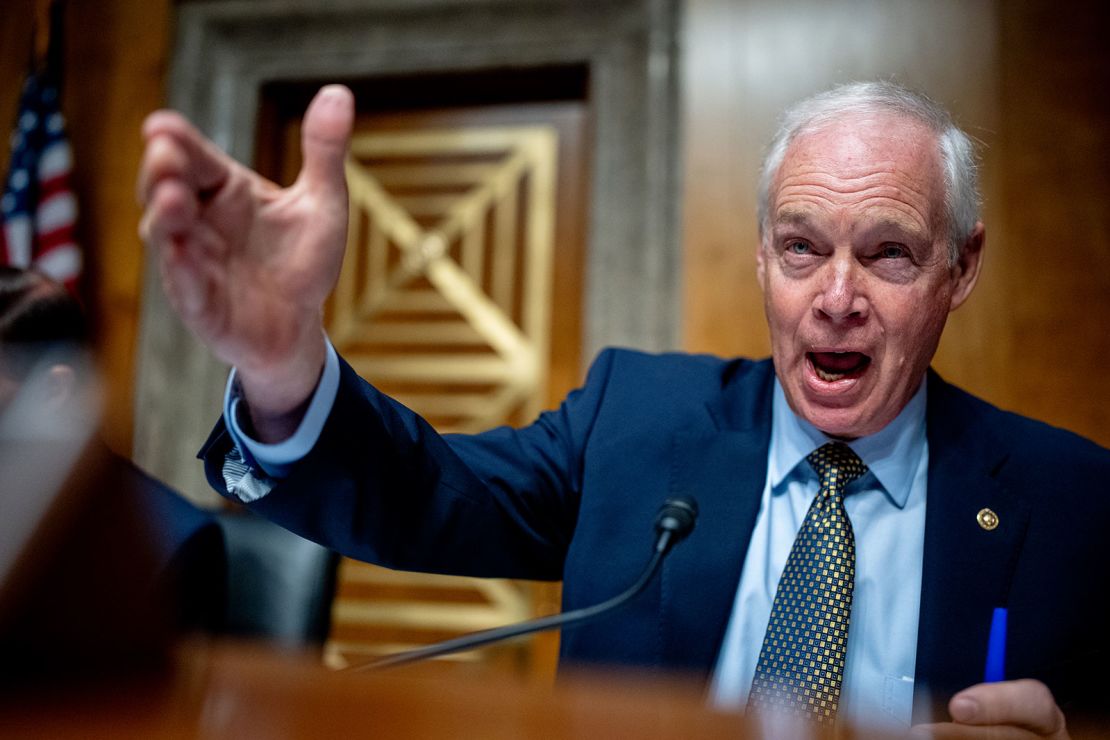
{"left": 931, "top": 373, "right": 1110, "bottom": 475}
{"left": 592, "top": 346, "right": 769, "bottom": 378}
{"left": 579, "top": 349, "right": 774, "bottom": 426}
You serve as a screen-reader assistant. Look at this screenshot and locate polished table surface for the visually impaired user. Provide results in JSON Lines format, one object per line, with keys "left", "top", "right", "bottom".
{"left": 0, "top": 642, "right": 748, "bottom": 739}
{"left": 2, "top": 642, "right": 1107, "bottom": 739}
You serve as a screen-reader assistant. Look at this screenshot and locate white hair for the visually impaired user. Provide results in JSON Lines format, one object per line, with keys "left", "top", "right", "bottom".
{"left": 757, "top": 81, "right": 980, "bottom": 264}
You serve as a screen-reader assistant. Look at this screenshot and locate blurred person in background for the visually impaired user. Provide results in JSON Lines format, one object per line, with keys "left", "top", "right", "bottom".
{"left": 0, "top": 266, "right": 225, "bottom": 682}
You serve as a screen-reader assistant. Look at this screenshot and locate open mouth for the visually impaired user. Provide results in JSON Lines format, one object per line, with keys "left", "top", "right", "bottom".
{"left": 807, "top": 351, "right": 871, "bottom": 382}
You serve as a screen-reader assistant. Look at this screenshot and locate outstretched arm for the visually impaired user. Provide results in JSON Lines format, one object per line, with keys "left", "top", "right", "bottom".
{"left": 137, "top": 85, "right": 355, "bottom": 442}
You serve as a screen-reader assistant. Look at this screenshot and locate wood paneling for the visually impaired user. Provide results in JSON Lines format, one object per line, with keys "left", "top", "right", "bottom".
{"left": 0, "top": 0, "right": 172, "bottom": 456}
{"left": 994, "top": 1, "right": 1110, "bottom": 446}
{"left": 682, "top": 0, "right": 1110, "bottom": 447}
{"left": 63, "top": 0, "right": 172, "bottom": 456}
{"left": 0, "top": 3, "right": 44, "bottom": 147}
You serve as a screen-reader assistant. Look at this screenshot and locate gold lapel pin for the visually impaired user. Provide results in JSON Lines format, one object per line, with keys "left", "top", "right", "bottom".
{"left": 976, "top": 508, "right": 999, "bottom": 531}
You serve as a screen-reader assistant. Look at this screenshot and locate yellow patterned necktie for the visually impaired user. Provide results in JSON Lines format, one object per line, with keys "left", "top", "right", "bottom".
{"left": 746, "top": 441, "right": 868, "bottom": 725}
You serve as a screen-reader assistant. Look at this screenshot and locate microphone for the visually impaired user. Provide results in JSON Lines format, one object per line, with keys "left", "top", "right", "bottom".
{"left": 348, "top": 496, "right": 699, "bottom": 672}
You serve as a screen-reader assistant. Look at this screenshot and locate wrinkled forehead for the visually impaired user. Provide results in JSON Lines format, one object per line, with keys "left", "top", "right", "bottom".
{"left": 771, "top": 112, "right": 947, "bottom": 223}
{"left": 786, "top": 112, "right": 941, "bottom": 178}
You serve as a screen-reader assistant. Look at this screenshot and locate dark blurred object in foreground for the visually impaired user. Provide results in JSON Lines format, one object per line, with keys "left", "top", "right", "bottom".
{"left": 0, "top": 266, "right": 225, "bottom": 684}
{"left": 216, "top": 508, "right": 338, "bottom": 649}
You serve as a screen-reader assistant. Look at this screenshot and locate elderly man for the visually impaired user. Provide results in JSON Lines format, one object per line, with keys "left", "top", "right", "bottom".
{"left": 139, "top": 81, "right": 1107, "bottom": 735}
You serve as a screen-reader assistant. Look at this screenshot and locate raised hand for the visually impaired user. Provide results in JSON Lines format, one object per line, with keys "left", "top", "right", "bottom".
{"left": 138, "top": 85, "right": 354, "bottom": 435}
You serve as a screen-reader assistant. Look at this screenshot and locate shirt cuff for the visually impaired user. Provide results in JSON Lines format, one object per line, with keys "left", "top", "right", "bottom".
{"left": 222, "top": 442, "right": 276, "bottom": 503}
{"left": 223, "top": 338, "right": 340, "bottom": 478}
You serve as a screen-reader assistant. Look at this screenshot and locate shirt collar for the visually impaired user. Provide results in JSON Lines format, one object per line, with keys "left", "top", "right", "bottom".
{"left": 767, "top": 377, "right": 928, "bottom": 509}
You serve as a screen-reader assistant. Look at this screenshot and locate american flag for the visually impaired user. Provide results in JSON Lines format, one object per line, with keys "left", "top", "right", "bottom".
{"left": 0, "top": 70, "right": 82, "bottom": 293}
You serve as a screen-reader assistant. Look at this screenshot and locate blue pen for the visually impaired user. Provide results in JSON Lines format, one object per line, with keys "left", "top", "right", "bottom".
{"left": 983, "top": 607, "right": 1007, "bottom": 683}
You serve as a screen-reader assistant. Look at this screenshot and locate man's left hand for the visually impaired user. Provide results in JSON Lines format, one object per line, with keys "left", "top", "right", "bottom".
{"left": 911, "top": 679, "right": 1068, "bottom": 739}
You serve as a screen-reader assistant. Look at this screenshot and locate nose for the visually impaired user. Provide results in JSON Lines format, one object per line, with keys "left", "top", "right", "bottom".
{"left": 813, "top": 256, "right": 868, "bottom": 324}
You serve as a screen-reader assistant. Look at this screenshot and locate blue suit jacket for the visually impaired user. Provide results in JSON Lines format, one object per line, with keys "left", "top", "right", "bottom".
{"left": 202, "top": 349, "right": 1110, "bottom": 719}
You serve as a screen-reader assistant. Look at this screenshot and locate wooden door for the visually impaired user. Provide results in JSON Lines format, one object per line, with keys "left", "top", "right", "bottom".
{"left": 255, "top": 68, "right": 592, "bottom": 680}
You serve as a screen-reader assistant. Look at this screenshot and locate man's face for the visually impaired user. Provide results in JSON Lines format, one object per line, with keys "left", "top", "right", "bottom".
{"left": 757, "top": 113, "right": 983, "bottom": 438}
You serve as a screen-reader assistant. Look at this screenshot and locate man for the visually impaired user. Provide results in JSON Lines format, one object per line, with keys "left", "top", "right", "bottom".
{"left": 138, "top": 81, "right": 1107, "bottom": 736}
{"left": 0, "top": 267, "right": 226, "bottom": 678}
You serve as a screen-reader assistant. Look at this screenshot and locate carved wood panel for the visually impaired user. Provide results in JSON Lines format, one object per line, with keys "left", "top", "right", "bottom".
{"left": 324, "top": 125, "right": 559, "bottom": 670}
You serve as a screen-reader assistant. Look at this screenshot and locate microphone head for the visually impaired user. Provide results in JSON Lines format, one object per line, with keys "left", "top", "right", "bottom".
{"left": 655, "top": 496, "right": 698, "bottom": 545}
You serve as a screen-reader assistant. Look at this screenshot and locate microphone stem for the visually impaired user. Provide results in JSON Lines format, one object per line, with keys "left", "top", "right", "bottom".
{"left": 352, "top": 549, "right": 666, "bottom": 672}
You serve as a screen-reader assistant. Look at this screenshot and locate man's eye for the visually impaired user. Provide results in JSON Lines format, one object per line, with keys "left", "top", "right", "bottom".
{"left": 787, "top": 241, "right": 812, "bottom": 255}
{"left": 879, "top": 244, "right": 907, "bottom": 259}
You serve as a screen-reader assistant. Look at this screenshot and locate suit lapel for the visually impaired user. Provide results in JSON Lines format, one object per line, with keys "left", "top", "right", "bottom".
{"left": 912, "top": 372, "right": 1030, "bottom": 721}
{"left": 659, "top": 360, "right": 774, "bottom": 678}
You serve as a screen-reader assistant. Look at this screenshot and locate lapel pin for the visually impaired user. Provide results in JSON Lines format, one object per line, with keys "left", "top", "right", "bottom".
{"left": 976, "top": 508, "right": 999, "bottom": 531}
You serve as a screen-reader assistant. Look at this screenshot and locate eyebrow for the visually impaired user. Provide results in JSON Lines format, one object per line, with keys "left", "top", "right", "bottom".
{"left": 774, "top": 209, "right": 926, "bottom": 239}
{"left": 860, "top": 216, "right": 927, "bottom": 240}
{"left": 774, "top": 209, "right": 813, "bottom": 226}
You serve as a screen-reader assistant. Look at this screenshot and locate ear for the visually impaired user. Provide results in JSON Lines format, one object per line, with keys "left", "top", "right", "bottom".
{"left": 948, "top": 221, "right": 985, "bottom": 312}
{"left": 43, "top": 363, "right": 77, "bottom": 411}
{"left": 756, "top": 234, "right": 768, "bottom": 289}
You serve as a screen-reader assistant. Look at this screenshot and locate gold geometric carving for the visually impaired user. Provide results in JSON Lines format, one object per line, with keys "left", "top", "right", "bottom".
{"left": 323, "top": 126, "right": 559, "bottom": 670}
{"left": 327, "top": 126, "right": 557, "bottom": 431}
{"left": 324, "top": 560, "right": 538, "bottom": 669}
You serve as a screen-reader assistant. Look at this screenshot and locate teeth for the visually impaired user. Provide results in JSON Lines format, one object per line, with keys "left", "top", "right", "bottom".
{"left": 815, "top": 366, "right": 846, "bottom": 382}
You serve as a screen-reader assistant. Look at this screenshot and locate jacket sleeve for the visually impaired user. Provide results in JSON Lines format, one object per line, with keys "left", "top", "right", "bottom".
{"left": 199, "top": 349, "right": 621, "bottom": 581}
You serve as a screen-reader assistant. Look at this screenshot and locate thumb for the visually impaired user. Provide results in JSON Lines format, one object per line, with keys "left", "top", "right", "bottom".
{"left": 297, "top": 84, "right": 354, "bottom": 195}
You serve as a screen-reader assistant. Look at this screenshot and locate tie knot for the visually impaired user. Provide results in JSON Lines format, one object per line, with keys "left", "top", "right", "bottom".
{"left": 807, "top": 441, "right": 868, "bottom": 493}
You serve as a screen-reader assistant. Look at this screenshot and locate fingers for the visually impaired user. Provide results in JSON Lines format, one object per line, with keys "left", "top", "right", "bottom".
{"left": 157, "top": 219, "right": 227, "bottom": 325}
{"left": 140, "top": 175, "right": 231, "bottom": 283}
{"left": 159, "top": 238, "right": 208, "bottom": 321}
{"left": 296, "top": 85, "right": 354, "bottom": 197}
{"left": 137, "top": 110, "right": 231, "bottom": 205}
{"left": 947, "top": 680, "right": 1066, "bottom": 737}
{"left": 137, "top": 113, "right": 228, "bottom": 298}
{"left": 910, "top": 681, "right": 1069, "bottom": 740}
{"left": 140, "top": 177, "right": 197, "bottom": 246}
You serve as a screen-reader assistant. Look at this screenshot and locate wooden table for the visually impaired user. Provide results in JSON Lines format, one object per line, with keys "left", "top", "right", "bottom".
{"left": 2, "top": 642, "right": 1107, "bottom": 739}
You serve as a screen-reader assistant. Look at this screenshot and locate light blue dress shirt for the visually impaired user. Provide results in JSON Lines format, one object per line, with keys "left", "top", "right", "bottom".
{"left": 710, "top": 379, "right": 928, "bottom": 730}
{"left": 222, "top": 339, "right": 340, "bottom": 499}
{"left": 223, "top": 348, "right": 928, "bottom": 729}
